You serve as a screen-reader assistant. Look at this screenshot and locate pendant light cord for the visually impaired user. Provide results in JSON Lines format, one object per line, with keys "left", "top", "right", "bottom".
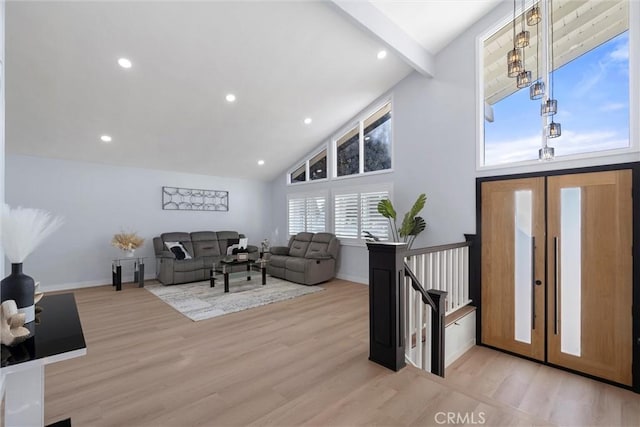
{"left": 550, "top": 0, "right": 554, "bottom": 99}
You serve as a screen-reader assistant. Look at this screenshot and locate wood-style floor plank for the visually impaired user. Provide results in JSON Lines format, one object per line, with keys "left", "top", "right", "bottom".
{"left": 43, "top": 280, "right": 639, "bottom": 426}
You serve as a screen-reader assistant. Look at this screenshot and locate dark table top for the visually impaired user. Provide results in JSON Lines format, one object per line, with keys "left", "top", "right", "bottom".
{"left": 1, "top": 293, "right": 86, "bottom": 368}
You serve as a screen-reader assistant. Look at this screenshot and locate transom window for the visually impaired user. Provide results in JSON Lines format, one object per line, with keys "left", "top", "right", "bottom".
{"left": 335, "top": 101, "right": 392, "bottom": 177}
{"left": 481, "top": 0, "right": 631, "bottom": 167}
{"left": 288, "top": 148, "right": 327, "bottom": 184}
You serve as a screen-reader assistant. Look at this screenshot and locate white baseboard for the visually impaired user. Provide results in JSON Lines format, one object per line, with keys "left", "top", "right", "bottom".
{"left": 41, "top": 273, "right": 157, "bottom": 292}
{"left": 336, "top": 272, "right": 368, "bottom": 285}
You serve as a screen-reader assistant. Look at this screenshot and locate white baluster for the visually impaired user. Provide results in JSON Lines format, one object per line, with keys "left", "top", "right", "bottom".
{"left": 414, "top": 291, "right": 422, "bottom": 369}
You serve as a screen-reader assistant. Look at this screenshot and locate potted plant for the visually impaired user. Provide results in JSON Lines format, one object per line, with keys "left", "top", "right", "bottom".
{"left": 374, "top": 193, "right": 427, "bottom": 250}
{"left": 1, "top": 204, "right": 64, "bottom": 324}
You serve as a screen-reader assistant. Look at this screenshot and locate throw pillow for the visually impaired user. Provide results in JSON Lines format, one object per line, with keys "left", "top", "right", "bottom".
{"left": 226, "top": 238, "right": 240, "bottom": 255}
{"left": 165, "top": 241, "right": 192, "bottom": 260}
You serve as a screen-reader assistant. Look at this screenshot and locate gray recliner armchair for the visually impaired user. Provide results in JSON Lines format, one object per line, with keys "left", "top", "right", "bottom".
{"left": 267, "top": 232, "right": 339, "bottom": 285}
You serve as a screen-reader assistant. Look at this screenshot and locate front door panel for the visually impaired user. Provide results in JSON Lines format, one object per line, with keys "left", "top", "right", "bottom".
{"left": 546, "top": 170, "right": 633, "bottom": 386}
{"left": 481, "top": 178, "right": 546, "bottom": 361}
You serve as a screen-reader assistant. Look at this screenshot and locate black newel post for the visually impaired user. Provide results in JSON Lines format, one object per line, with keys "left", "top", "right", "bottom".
{"left": 366, "top": 242, "right": 407, "bottom": 372}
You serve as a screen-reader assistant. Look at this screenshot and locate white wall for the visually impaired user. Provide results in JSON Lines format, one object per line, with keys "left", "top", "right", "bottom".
{"left": 270, "top": 0, "right": 639, "bottom": 284}
{"left": 6, "top": 154, "right": 272, "bottom": 290}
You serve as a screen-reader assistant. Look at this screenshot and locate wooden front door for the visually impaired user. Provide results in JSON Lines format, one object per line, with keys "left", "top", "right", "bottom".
{"left": 546, "top": 170, "right": 633, "bottom": 385}
{"left": 481, "top": 177, "right": 546, "bottom": 361}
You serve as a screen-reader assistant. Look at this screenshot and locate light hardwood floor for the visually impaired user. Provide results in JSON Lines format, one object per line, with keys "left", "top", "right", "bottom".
{"left": 44, "top": 280, "right": 639, "bottom": 426}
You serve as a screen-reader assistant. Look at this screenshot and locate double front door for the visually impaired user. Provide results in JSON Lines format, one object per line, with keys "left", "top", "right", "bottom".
{"left": 481, "top": 170, "right": 632, "bottom": 386}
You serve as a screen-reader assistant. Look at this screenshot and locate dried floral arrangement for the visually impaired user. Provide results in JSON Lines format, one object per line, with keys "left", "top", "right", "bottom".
{"left": 111, "top": 232, "right": 144, "bottom": 251}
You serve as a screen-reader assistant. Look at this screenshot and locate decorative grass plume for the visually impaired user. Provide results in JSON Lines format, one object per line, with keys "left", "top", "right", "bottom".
{"left": 1, "top": 204, "right": 64, "bottom": 263}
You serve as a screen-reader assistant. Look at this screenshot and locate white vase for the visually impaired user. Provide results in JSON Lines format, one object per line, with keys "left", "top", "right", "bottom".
{"left": 125, "top": 249, "right": 135, "bottom": 258}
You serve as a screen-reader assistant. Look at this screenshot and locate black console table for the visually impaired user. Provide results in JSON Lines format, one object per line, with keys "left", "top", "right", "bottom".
{"left": 1, "top": 293, "right": 87, "bottom": 426}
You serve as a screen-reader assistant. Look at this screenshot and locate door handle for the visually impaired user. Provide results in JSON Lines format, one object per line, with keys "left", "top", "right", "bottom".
{"left": 531, "top": 236, "right": 536, "bottom": 330}
{"left": 553, "top": 237, "right": 559, "bottom": 335}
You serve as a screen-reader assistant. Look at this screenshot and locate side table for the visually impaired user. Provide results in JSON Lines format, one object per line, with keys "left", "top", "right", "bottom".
{"left": 112, "top": 257, "right": 146, "bottom": 291}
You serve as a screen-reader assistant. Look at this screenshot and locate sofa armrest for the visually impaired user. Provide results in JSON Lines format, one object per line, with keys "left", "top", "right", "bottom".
{"left": 270, "top": 246, "right": 289, "bottom": 256}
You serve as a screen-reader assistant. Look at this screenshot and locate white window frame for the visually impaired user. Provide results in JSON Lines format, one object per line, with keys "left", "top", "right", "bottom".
{"left": 287, "top": 146, "right": 329, "bottom": 185}
{"left": 286, "top": 190, "right": 329, "bottom": 237}
{"left": 476, "top": 0, "right": 640, "bottom": 172}
{"left": 332, "top": 99, "right": 394, "bottom": 180}
{"left": 332, "top": 183, "right": 393, "bottom": 246}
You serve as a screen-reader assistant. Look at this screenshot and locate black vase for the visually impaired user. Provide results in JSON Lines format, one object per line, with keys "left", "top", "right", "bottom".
{"left": 1, "top": 263, "right": 35, "bottom": 323}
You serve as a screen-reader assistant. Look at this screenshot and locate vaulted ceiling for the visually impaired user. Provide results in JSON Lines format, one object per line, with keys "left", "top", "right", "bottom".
{"left": 6, "top": 1, "right": 502, "bottom": 181}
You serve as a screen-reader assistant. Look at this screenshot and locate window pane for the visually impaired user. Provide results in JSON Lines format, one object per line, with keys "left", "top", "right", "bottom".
{"left": 514, "top": 190, "right": 532, "bottom": 344}
{"left": 306, "top": 196, "right": 326, "bottom": 233}
{"left": 336, "top": 127, "right": 359, "bottom": 177}
{"left": 361, "top": 191, "right": 389, "bottom": 240}
{"left": 290, "top": 164, "right": 306, "bottom": 183}
{"left": 483, "top": 0, "right": 629, "bottom": 166}
{"left": 560, "top": 187, "right": 581, "bottom": 357}
{"left": 334, "top": 193, "right": 359, "bottom": 238}
{"left": 288, "top": 198, "right": 306, "bottom": 235}
{"left": 310, "top": 150, "right": 327, "bottom": 181}
{"left": 364, "top": 103, "right": 392, "bottom": 172}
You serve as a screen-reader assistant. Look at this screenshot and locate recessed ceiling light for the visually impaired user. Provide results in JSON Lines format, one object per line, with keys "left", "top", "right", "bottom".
{"left": 100, "top": 135, "right": 112, "bottom": 143}
{"left": 377, "top": 50, "right": 387, "bottom": 60}
{"left": 225, "top": 94, "right": 236, "bottom": 103}
{"left": 303, "top": 117, "right": 312, "bottom": 125}
{"left": 117, "top": 58, "right": 132, "bottom": 69}
{"left": 257, "top": 160, "right": 265, "bottom": 166}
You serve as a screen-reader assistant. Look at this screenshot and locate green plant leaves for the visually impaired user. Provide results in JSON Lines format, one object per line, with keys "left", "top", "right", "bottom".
{"left": 399, "top": 194, "right": 427, "bottom": 238}
{"left": 377, "top": 199, "right": 396, "bottom": 220}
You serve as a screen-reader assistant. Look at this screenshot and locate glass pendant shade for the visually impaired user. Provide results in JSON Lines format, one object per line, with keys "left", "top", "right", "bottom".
{"left": 517, "top": 70, "right": 532, "bottom": 88}
{"left": 508, "top": 60, "right": 523, "bottom": 77}
{"left": 541, "top": 99, "right": 557, "bottom": 116}
{"left": 530, "top": 80, "right": 545, "bottom": 99}
{"left": 539, "top": 145, "right": 555, "bottom": 161}
{"left": 515, "top": 30, "right": 530, "bottom": 48}
{"left": 548, "top": 121, "right": 562, "bottom": 138}
{"left": 507, "top": 48, "right": 522, "bottom": 65}
{"left": 527, "top": 6, "right": 541, "bottom": 25}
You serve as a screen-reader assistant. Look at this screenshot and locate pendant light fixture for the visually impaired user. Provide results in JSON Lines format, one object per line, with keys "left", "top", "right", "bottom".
{"left": 515, "top": 0, "right": 530, "bottom": 48}
{"left": 530, "top": 4, "right": 545, "bottom": 100}
{"left": 526, "top": 4, "right": 541, "bottom": 25}
{"left": 545, "top": 0, "right": 561, "bottom": 139}
{"left": 507, "top": 0, "right": 523, "bottom": 77}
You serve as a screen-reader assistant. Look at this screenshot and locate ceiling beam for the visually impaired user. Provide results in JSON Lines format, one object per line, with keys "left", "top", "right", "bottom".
{"left": 329, "top": 0, "right": 435, "bottom": 78}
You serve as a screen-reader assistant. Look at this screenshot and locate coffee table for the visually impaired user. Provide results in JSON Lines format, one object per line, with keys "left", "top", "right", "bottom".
{"left": 211, "top": 257, "right": 268, "bottom": 293}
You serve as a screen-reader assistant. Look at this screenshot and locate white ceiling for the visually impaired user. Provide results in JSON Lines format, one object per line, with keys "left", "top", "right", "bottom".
{"left": 6, "top": 1, "right": 501, "bottom": 181}
{"left": 371, "top": 0, "right": 503, "bottom": 54}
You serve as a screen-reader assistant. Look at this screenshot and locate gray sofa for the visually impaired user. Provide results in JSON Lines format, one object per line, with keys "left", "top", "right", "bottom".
{"left": 267, "top": 232, "right": 339, "bottom": 285}
{"left": 153, "top": 231, "right": 258, "bottom": 285}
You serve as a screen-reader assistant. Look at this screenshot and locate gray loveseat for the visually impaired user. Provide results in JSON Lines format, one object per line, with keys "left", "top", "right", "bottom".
{"left": 153, "top": 231, "right": 258, "bottom": 285}
{"left": 267, "top": 232, "right": 339, "bottom": 285}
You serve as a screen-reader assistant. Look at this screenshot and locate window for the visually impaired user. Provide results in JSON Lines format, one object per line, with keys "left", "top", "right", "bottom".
{"left": 481, "top": 0, "right": 630, "bottom": 167}
{"left": 336, "top": 127, "right": 359, "bottom": 177}
{"left": 335, "top": 101, "right": 392, "bottom": 177}
{"left": 309, "top": 150, "right": 327, "bottom": 180}
{"left": 287, "top": 193, "right": 327, "bottom": 236}
{"left": 288, "top": 148, "right": 327, "bottom": 184}
{"left": 333, "top": 186, "right": 391, "bottom": 243}
{"left": 364, "top": 103, "right": 392, "bottom": 172}
{"left": 290, "top": 164, "right": 306, "bottom": 183}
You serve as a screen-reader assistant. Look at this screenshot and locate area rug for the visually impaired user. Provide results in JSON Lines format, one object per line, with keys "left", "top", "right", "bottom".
{"left": 145, "top": 276, "right": 323, "bottom": 321}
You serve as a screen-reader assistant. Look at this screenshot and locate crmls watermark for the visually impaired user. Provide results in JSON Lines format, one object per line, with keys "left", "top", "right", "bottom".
{"left": 434, "top": 411, "right": 486, "bottom": 425}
